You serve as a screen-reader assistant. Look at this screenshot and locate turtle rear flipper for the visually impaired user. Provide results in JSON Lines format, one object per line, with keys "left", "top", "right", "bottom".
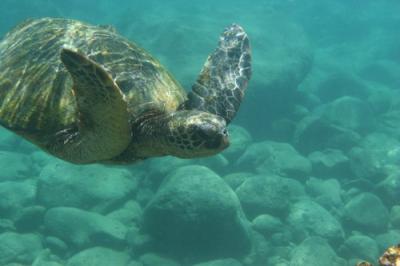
{"left": 186, "top": 24, "right": 251, "bottom": 124}
{"left": 47, "top": 48, "right": 132, "bottom": 163}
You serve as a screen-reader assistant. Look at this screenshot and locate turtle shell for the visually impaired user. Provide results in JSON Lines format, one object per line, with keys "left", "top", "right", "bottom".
{"left": 0, "top": 18, "right": 186, "bottom": 141}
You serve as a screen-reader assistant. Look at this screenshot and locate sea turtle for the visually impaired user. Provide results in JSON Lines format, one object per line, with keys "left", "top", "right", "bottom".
{"left": 0, "top": 18, "right": 251, "bottom": 164}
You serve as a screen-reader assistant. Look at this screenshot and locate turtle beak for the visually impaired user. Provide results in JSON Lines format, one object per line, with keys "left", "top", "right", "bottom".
{"left": 204, "top": 128, "right": 229, "bottom": 150}
{"left": 221, "top": 135, "right": 230, "bottom": 149}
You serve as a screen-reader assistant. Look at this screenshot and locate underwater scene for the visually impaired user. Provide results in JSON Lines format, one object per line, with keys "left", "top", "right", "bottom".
{"left": 0, "top": 0, "right": 400, "bottom": 265}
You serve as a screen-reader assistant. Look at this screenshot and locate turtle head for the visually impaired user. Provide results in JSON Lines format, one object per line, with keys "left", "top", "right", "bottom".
{"left": 164, "top": 110, "right": 229, "bottom": 158}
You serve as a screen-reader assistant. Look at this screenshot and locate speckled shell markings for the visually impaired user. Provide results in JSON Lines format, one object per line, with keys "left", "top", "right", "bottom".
{"left": 0, "top": 18, "right": 186, "bottom": 143}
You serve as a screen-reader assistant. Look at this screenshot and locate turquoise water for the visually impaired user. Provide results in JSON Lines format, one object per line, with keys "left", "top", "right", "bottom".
{"left": 0, "top": 0, "right": 400, "bottom": 265}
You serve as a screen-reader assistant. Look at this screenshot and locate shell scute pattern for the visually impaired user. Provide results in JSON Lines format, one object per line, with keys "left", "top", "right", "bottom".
{"left": 0, "top": 18, "right": 185, "bottom": 139}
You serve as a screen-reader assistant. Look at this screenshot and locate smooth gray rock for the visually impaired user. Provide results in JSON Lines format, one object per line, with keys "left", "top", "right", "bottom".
{"left": 31, "top": 250, "right": 64, "bottom": 266}
{"left": 44, "top": 207, "right": 127, "bottom": 248}
{"left": 194, "top": 154, "right": 229, "bottom": 172}
{"left": 145, "top": 156, "right": 191, "bottom": 180}
{"left": 193, "top": 258, "right": 242, "bottom": 266}
{"left": 252, "top": 214, "right": 284, "bottom": 237}
{"left": 367, "top": 86, "right": 395, "bottom": 115}
{"left": 243, "top": 231, "right": 271, "bottom": 266}
{"left": 126, "top": 226, "right": 155, "bottom": 254}
{"left": 135, "top": 187, "right": 155, "bottom": 207}
{"left": 321, "top": 96, "right": 374, "bottom": 132}
{"left": 0, "top": 232, "right": 43, "bottom": 265}
{"left": 362, "top": 133, "right": 400, "bottom": 159}
{"left": 339, "top": 235, "right": 379, "bottom": 263}
{"left": 348, "top": 146, "right": 385, "bottom": 181}
{"left": 45, "top": 236, "right": 68, "bottom": 257}
{"left": 223, "top": 172, "right": 252, "bottom": 190}
{"left": 350, "top": 133, "right": 400, "bottom": 180}
{"left": 315, "top": 72, "right": 369, "bottom": 103}
{"left": 0, "top": 180, "right": 36, "bottom": 219}
{"left": 235, "top": 141, "right": 269, "bottom": 169}
{"left": 377, "top": 110, "right": 400, "bottom": 139}
{"left": 284, "top": 178, "right": 307, "bottom": 200}
{"left": 343, "top": 192, "right": 389, "bottom": 232}
{"left": 258, "top": 142, "right": 312, "bottom": 180}
{"left": 143, "top": 165, "right": 251, "bottom": 259}
{"left": 38, "top": 163, "right": 137, "bottom": 211}
{"left": 237, "top": 141, "right": 311, "bottom": 180}
{"left": 14, "top": 205, "right": 45, "bottom": 232}
{"left": 359, "top": 60, "right": 400, "bottom": 89}
{"left": 67, "top": 247, "right": 130, "bottom": 266}
{"left": 33, "top": 261, "right": 64, "bottom": 266}
{"left": 290, "top": 237, "right": 347, "bottom": 266}
{"left": 139, "top": 253, "right": 180, "bottom": 266}
{"left": 266, "top": 256, "right": 290, "bottom": 266}
{"left": 306, "top": 177, "right": 343, "bottom": 209}
{"left": 0, "top": 151, "right": 33, "bottom": 181}
{"left": 125, "top": 226, "right": 153, "bottom": 254}
{"left": 126, "top": 261, "right": 143, "bottom": 266}
{"left": 270, "top": 232, "right": 293, "bottom": 248}
{"left": 376, "top": 172, "right": 400, "bottom": 205}
{"left": 106, "top": 200, "right": 142, "bottom": 227}
{"left": 287, "top": 199, "right": 344, "bottom": 243}
{"left": 236, "top": 174, "right": 290, "bottom": 219}
{"left": 308, "top": 149, "right": 350, "bottom": 179}
{"left": 294, "top": 115, "right": 361, "bottom": 154}
{"left": 0, "top": 218, "right": 15, "bottom": 233}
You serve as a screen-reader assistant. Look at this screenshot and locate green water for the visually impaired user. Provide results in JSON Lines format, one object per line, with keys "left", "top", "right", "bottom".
{"left": 0, "top": 1, "right": 399, "bottom": 265}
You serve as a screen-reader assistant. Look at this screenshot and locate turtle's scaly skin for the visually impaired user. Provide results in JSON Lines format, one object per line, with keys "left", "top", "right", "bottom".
{"left": 185, "top": 24, "right": 251, "bottom": 123}
{"left": 0, "top": 18, "right": 251, "bottom": 164}
{"left": 0, "top": 18, "right": 185, "bottom": 143}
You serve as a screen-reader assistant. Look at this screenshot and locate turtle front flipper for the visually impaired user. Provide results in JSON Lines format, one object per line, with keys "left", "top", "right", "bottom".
{"left": 47, "top": 48, "right": 132, "bottom": 164}
{"left": 185, "top": 24, "right": 251, "bottom": 124}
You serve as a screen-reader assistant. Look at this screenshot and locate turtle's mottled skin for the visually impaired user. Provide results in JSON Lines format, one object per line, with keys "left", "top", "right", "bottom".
{"left": 0, "top": 18, "right": 251, "bottom": 164}
{"left": 0, "top": 18, "right": 184, "bottom": 136}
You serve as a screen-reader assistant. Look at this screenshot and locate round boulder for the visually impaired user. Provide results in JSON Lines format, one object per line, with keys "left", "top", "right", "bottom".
{"left": 287, "top": 199, "right": 344, "bottom": 244}
{"left": 37, "top": 162, "right": 137, "bottom": 211}
{"left": 193, "top": 258, "right": 242, "bottom": 266}
{"left": 0, "top": 151, "right": 33, "bottom": 181}
{"left": 338, "top": 235, "right": 379, "bottom": 263}
{"left": 376, "top": 172, "right": 400, "bottom": 205}
{"left": 237, "top": 141, "right": 311, "bottom": 180}
{"left": 343, "top": 192, "right": 389, "bottom": 233}
{"left": 321, "top": 96, "right": 375, "bottom": 132}
{"left": 143, "top": 165, "right": 251, "bottom": 260}
{"left": 235, "top": 174, "right": 290, "bottom": 219}
{"left": 290, "top": 237, "right": 346, "bottom": 266}
{"left": 67, "top": 247, "right": 130, "bottom": 266}
{"left": 0, "top": 180, "right": 36, "bottom": 219}
{"left": 0, "top": 232, "right": 43, "bottom": 265}
{"left": 44, "top": 207, "right": 127, "bottom": 249}
{"left": 251, "top": 214, "right": 284, "bottom": 237}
